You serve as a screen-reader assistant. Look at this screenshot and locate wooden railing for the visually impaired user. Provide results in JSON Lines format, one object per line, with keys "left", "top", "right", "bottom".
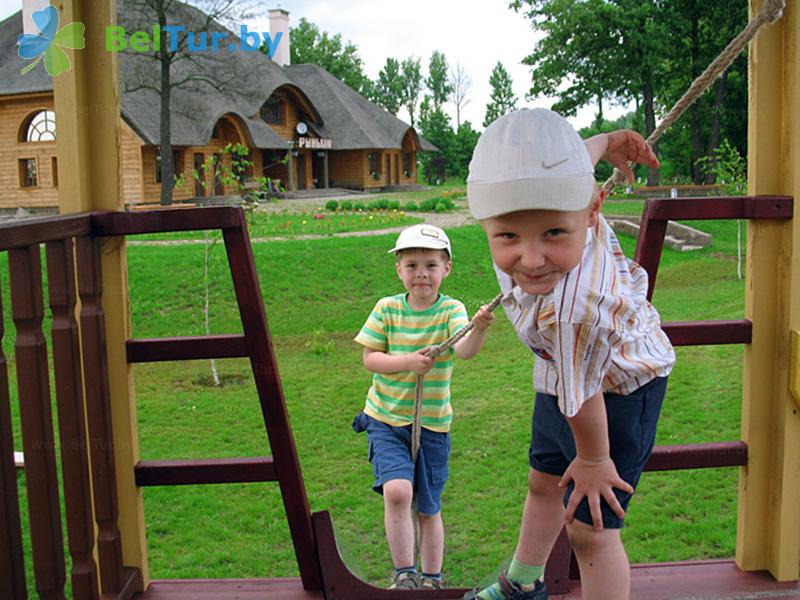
{"left": 0, "top": 214, "right": 140, "bottom": 600}
{"left": 0, "top": 208, "right": 324, "bottom": 600}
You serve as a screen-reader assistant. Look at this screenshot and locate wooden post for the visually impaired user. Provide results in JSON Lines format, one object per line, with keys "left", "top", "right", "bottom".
{"left": 51, "top": 0, "right": 148, "bottom": 589}
{"left": 737, "top": 0, "right": 800, "bottom": 580}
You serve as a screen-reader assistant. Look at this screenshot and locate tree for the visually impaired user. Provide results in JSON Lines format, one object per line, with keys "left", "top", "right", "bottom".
{"left": 451, "top": 121, "right": 480, "bottom": 180}
{"left": 401, "top": 57, "right": 423, "bottom": 126}
{"left": 511, "top": 0, "right": 747, "bottom": 186}
{"left": 120, "top": 0, "right": 263, "bottom": 205}
{"left": 375, "top": 57, "right": 404, "bottom": 114}
{"left": 449, "top": 62, "right": 472, "bottom": 129}
{"left": 288, "top": 17, "right": 371, "bottom": 95}
{"left": 417, "top": 96, "right": 454, "bottom": 184}
{"left": 483, "top": 61, "right": 517, "bottom": 128}
{"left": 426, "top": 51, "right": 452, "bottom": 108}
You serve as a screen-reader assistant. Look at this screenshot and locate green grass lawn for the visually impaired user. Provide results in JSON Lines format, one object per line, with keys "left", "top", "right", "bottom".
{"left": 134, "top": 208, "right": 422, "bottom": 241}
{"left": 2, "top": 209, "right": 748, "bottom": 589}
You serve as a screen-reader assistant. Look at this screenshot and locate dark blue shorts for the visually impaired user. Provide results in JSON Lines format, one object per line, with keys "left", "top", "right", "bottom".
{"left": 352, "top": 412, "right": 450, "bottom": 516}
{"left": 529, "top": 376, "right": 668, "bottom": 529}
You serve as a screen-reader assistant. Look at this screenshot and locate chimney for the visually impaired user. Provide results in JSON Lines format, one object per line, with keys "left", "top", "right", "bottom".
{"left": 22, "top": 0, "right": 52, "bottom": 35}
{"left": 268, "top": 8, "right": 290, "bottom": 67}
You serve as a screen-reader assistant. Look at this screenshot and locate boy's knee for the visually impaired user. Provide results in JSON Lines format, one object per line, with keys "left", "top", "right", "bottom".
{"left": 383, "top": 479, "right": 413, "bottom": 507}
{"left": 527, "top": 469, "right": 562, "bottom": 500}
{"left": 566, "top": 521, "right": 622, "bottom": 558}
{"left": 417, "top": 510, "right": 441, "bottom": 522}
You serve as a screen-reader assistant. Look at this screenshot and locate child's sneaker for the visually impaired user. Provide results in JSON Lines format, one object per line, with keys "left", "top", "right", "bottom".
{"left": 420, "top": 576, "right": 443, "bottom": 589}
{"left": 462, "top": 571, "right": 547, "bottom": 599}
{"left": 389, "top": 571, "right": 420, "bottom": 589}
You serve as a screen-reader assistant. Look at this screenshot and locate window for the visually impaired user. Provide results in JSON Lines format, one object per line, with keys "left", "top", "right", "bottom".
{"left": 52, "top": 157, "right": 58, "bottom": 187}
{"left": 403, "top": 153, "right": 413, "bottom": 176}
{"left": 24, "top": 110, "right": 56, "bottom": 142}
{"left": 368, "top": 152, "right": 380, "bottom": 176}
{"left": 260, "top": 96, "right": 284, "bottom": 125}
{"left": 19, "top": 158, "right": 38, "bottom": 188}
{"left": 155, "top": 147, "right": 183, "bottom": 183}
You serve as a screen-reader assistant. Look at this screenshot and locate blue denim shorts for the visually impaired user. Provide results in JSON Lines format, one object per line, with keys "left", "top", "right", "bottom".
{"left": 529, "top": 376, "right": 668, "bottom": 529}
{"left": 352, "top": 412, "right": 450, "bottom": 516}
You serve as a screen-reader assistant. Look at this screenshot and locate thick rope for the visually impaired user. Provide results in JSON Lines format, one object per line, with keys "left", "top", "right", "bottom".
{"left": 602, "top": 0, "right": 785, "bottom": 194}
{"left": 411, "top": 292, "right": 504, "bottom": 462}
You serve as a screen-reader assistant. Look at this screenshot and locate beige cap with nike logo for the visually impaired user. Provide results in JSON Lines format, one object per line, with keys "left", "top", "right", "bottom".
{"left": 467, "top": 108, "right": 596, "bottom": 219}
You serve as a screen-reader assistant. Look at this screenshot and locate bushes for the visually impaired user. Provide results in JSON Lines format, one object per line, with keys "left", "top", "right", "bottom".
{"left": 302, "top": 195, "right": 456, "bottom": 215}
{"left": 417, "top": 197, "right": 455, "bottom": 212}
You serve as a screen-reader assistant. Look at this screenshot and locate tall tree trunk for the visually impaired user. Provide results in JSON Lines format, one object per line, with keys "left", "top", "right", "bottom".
{"left": 595, "top": 94, "right": 604, "bottom": 128}
{"left": 704, "top": 70, "right": 729, "bottom": 184}
{"left": 689, "top": 3, "right": 704, "bottom": 184}
{"left": 642, "top": 80, "right": 659, "bottom": 186}
{"left": 158, "top": 8, "right": 174, "bottom": 206}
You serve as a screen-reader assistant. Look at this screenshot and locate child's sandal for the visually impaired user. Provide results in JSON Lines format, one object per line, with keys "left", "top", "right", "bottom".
{"left": 461, "top": 571, "right": 547, "bottom": 599}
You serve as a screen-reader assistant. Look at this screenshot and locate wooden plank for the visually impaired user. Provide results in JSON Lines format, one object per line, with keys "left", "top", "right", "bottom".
{"left": 45, "top": 239, "right": 100, "bottom": 600}
{"left": 126, "top": 335, "right": 248, "bottom": 363}
{"left": 134, "top": 457, "right": 277, "bottom": 486}
{"left": 0, "top": 275, "right": 27, "bottom": 599}
{"left": 0, "top": 213, "right": 91, "bottom": 251}
{"left": 632, "top": 205, "right": 667, "bottom": 301}
{"left": 554, "top": 559, "right": 800, "bottom": 599}
{"left": 132, "top": 578, "right": 323, "bottom": 600}
{"left": 544, "top": 528, "right": 573, "bottom": 595}
{"left": 313, "top": 511, "right": 468, "bottom": 599}
{"left": 662, "top": 320, "right": 752, "bottom": 346}
{"left": 75, "top": 237, "right": 125, "bottom": 594}
{"left": 644, "top": 195, "right": 793, "bottom": 221}
{"left": 8, "top": 245, "right": 66, "bottom": 600}
{"left": 100, "top": 567, "right": 142, "bottom": 600}
{"left": 91, "top": 207, "right": 242, "bottom": 237}
{"left": 646, "top": 441, "right": 748, "bottom": 471}
{"left": 223, "top": 218, "right": 322, "bottom": 590}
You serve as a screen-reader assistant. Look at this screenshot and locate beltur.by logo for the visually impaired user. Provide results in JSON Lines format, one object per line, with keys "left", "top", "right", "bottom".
{"left": 105, "top": 24, "right": 282, "bottom": 57}
{"left": 17, "top": 5, "right": 85, "bottom": 76}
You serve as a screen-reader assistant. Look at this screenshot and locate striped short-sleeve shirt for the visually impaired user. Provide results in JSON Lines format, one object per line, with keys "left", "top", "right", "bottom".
{"left": 355, "top": 293, "right": 469, "bottom": 432}
{"left": 497, "top": 214, "right": 676, "bottom": 417}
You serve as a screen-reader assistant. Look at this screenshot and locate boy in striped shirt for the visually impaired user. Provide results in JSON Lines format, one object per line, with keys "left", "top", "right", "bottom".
{"left": 463, "top": 109, "right": 675, "bottom": 600}
{"left": 353, "top": 224, "right": 494, "bottom": 590}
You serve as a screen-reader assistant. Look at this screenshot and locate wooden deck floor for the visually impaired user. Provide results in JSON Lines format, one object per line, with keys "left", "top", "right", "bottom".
{"left": 131, "top": 561, "right": 799, "bottom": 600}
{"left": 559, "top": 560, "right": 800, "bottom": 599}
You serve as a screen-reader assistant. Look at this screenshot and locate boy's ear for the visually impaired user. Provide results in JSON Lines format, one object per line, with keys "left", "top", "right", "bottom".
{"left": 587, "top": 188, "right": 607, "bottom": 227}
{"left": 443, "top": 260, "right": 452, "bottom": 278}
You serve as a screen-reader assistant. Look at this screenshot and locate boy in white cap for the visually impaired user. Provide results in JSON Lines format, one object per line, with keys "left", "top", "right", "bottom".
{"left": 353, "top": 224, "right": 494, "bottom": 590}
{"left": 464, "top": 109, "right": 675, "bottom": 600}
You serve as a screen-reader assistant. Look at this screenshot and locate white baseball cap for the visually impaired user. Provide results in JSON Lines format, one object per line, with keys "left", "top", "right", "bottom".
{"left": 467, "top": 108, "right": 596, "bottom": 220}
{"left": 388, "top": 224, "right": 452, "bottom": 257}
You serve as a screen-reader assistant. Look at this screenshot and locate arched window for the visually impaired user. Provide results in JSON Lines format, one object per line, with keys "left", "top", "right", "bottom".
{"left": 23, "top": 110, "right": 56, "bottom": 142}
{"left": 260, "top": 96, "right": 284, "bottom": 125}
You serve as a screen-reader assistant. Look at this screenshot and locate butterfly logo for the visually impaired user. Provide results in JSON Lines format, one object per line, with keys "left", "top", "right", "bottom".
{"left": 18, "top": 5, "right": 85, "bottom": 77}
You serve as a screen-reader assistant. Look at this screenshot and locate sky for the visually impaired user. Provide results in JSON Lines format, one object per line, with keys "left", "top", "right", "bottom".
{"left": 0, "top": 0, "right": 628, "bottom": 131}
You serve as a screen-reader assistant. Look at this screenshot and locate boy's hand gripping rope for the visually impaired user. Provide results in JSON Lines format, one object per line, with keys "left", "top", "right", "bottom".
{"left": 411, "top": 292, "right": 504, "bottom": 462}
{"left": 602, "top": 0, "right": 785, "bottom": 195}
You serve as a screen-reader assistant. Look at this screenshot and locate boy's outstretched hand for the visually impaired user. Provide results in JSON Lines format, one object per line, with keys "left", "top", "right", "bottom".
{"left": 603, "top": 130, "right": 659, "bottom": 183}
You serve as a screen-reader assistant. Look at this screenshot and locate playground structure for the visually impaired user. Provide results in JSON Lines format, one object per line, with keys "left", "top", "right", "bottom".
{"left": 0, "top": 0, "right": 799, "bottom": 598}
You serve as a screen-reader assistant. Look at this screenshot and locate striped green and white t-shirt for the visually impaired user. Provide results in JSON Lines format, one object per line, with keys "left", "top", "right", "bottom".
{"left": 355, "top": 293, "right": 469, "bottom": 432}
